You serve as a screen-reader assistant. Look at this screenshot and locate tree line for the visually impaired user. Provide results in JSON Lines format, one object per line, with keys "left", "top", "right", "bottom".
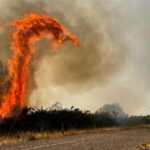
{"left": 0, "top": 104, "right": 149, "bottom": 134}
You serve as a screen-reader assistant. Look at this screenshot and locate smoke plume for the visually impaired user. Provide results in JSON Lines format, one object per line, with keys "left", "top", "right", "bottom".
{"left": 0, "top": 0, "right": 149, "bottom": 115}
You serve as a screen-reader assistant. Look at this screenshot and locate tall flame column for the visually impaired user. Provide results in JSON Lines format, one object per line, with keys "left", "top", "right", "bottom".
{"left": 0, "top": 13, "right": 79, "bottom": 117}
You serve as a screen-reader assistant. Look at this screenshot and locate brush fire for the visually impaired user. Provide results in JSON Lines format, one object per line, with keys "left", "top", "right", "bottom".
{"left": 0, "top": 1, "right": 149, "bottom": 150}
{"left": 0, "top": 13, "right": 79, "bottom": 118}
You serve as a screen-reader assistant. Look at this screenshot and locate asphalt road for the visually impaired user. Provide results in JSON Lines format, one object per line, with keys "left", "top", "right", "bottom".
{"left": 0, "top": 128, "right": 150, "bottom": 150}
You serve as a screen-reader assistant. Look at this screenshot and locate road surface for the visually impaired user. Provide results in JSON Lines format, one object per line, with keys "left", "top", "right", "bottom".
{"left": 0, "top": 128, "right": 150, "bottom": 150}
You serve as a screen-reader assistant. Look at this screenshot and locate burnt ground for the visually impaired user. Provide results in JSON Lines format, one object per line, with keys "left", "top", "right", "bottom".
{"left": 0, "top": 128, "right": 150, "bottom": 150}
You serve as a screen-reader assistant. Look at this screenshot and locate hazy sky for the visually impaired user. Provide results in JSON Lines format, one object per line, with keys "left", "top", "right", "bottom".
{"left": 0, "top": 0, "right": 149, "bottom": 115}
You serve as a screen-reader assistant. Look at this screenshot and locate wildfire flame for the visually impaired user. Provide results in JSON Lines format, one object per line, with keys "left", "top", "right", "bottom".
{"left": 0, "top": 13, "right": 79, "bottom": 118}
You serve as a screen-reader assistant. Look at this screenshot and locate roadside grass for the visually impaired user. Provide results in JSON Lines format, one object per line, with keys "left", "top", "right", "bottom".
{"left": 0, "top": 128, "right": 120, "bottom": 145}
{"left": 0, "top": 125, "right": 149, "bottom": 146}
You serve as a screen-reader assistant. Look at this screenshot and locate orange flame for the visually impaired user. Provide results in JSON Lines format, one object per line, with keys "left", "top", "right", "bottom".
{"left": 0, "top": 13, "right": 79, "bottom": 117}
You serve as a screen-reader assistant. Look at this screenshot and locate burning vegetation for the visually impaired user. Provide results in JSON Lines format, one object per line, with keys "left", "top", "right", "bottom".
{"left": 0, "top": 8, "right": 149, "bottom": 143}
{"left": 0, "top": 13, "right": 79, "bottom": 117}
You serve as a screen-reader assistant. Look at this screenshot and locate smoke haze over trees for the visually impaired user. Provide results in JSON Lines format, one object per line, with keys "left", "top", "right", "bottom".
{"left": 0, "top": 105, "right": 149, "bottom": 134}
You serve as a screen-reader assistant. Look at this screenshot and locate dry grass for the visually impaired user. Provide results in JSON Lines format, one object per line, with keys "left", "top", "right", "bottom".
{"left": 0, "top": 126, "right": 149, "bottom": 146}
{"left": 0, "top": 128, "right": 120, "bottom": 145}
